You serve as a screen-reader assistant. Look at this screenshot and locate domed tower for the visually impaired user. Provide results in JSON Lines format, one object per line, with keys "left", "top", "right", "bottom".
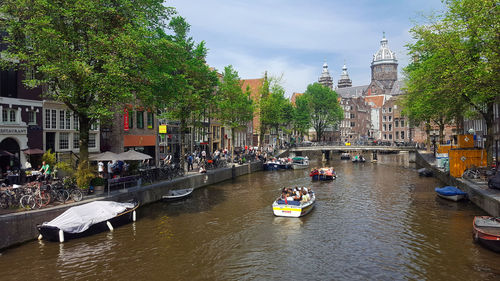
{"left": 371, "top": 32, "right": 398, "bottom": 91}
{"left": 318, "top": 61, "right": 334, "bottom": 90}
{"left": 337, "top": 63, "right": 352, "bottom": 88}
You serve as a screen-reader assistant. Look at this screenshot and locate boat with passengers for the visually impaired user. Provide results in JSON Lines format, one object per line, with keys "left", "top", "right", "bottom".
{"left": 310, "top": 167, "right": 336, "bottom": 181}
{"left": 272, "top": 187, "right": 315, "bottom": 217}
{"left": 291, "top": 156, "right": 309, "bottom": 170}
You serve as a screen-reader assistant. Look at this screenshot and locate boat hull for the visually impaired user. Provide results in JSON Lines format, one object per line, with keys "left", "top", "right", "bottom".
{"left": 292, "top": 164, "right": 309, "bottom": 170}
{"left": 272, "top": 195, "right": 315, "bottom": 218}
{"left": 38, "top": 202, "right": 139, "bottom": 242}
{"left": 162, "top": 188, "right": 193, "bottom": 201}
{"left": 437, "top": 193, "right": 466, "bottom": 201}
{"left": 311, "top": 174, "right": 335, "bottom": 181}
{"left": 473, "top": 216, "right": 500, "bottom": 252}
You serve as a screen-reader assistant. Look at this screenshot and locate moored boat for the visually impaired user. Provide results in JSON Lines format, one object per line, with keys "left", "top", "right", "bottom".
{"left": 352, "top": 155, "right": 366, "bottom": 163}
{"left": 272, "top": 190, "right": 315, "bottom": 217}
{"left": 435, "top": 186, "right": 467, "bottom": 201}
{"left": 37, "top": 200, "right": 139, "bottom": 242}
{"left": 340, "top": 153, "right": 351, "bottom": 160}
{"left": 162, "top": 188, "right": 193, "bottom": 201}
{"left": 291, "top": 156, "right": 309, "bottom": 170}
{"left": 473, "top": 216, "right": 500, "bottom": 252}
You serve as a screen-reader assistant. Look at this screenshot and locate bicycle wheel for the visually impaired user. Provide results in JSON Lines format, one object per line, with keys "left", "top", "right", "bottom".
{"left": 0, "top": 193, "right": 9, "bottom": 209}
{"left": 20, "top": 195, "right": 36, "bottom": 209}
{"left": 39, "top": 192, "right": 51, "bottom": 207}
{"left": 56, "top": 190, "right": 68, "bottom": 203}
{"left": 70, "top": 189, "right": 83, "bottom": 202}
{"left": 177, "top": 168, "right": 185, "bottom": 176}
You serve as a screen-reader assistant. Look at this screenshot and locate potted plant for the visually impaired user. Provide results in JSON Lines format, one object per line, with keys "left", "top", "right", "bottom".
{"left": 90, "top": 177, "right": 107, "bottom": 195}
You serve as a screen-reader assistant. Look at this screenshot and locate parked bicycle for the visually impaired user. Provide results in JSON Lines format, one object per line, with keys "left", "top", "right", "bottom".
{"left": 462, "top": 168, "right": 481, "bottom": 180}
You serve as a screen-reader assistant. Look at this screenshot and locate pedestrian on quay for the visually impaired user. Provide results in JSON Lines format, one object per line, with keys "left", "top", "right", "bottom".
{"left": 187, "top": 154, "right": 194, "bottom": 171}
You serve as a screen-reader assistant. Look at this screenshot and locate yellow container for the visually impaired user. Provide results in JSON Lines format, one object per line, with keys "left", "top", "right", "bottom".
{"left": 449, "top": 149, "right": 487, "bottom": 178}
{"left": 457, "top": 134, "right": 474, "bottom": 148}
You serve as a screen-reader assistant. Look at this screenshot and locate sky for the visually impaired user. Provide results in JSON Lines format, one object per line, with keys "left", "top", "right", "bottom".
{"left": 168, "top": 0, "right": 445, "bottom": 97}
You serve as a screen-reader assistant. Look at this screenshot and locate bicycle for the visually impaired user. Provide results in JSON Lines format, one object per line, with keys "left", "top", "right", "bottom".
{"left": 462, "top": 168, "right": 481, "bottom": 180}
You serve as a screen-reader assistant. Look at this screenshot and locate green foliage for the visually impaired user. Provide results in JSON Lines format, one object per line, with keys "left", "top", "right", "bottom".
{"left": 302, "top": 83, "right": 343, "bottom": 141}
{"left": 41, "top": 150, "right": 56, "bottom": 168}
{"left": 75, "top": 161, "right": 95, "bottom": 190}
{"left": 404, "top": 0, "right": 499, "bottom": 164}
{"left": 54, "top": 161, "right": 75, "bottom": 177}
{"left": 0, "top": 0, "right": 174, "bottom": 162}
{"left": 260, "top": 78, "right": 293, "bottom": 134}
{"left": 90, "top": 177, "right": 107, "bottom": 187}
{"left": 293, "top": 95, "right": 311, "bottom": 136}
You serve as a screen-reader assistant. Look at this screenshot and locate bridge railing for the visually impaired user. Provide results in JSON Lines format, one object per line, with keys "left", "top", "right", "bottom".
{"left": 293, "top": 141, "right": 418, "bottom": 148}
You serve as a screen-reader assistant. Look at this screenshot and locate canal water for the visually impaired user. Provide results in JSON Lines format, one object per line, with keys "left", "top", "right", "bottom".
{"left": 1, "top": 154, "right": 499, "bottom": 280}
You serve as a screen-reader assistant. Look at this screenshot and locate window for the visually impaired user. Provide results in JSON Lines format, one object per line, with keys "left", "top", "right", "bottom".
{"left": 389, "top": 124, "right": 392, "bottom": 131}
{"left": 388, "top": 116, "right": 392, "bottom": 122}
{"left": 2, "top": 109, "right": 17, "bottom": 124}
{"left": 28, "top": 111, "right": 36, "bottom": 124}
{"left": 45, "top": 109, "right": 51, "bottom": 128}
{"left": 89, "top": 134, "right": 96, "bottom": 148}
{"left": 66, "top": 111, "right": 71, "bottom": 129}
{"left": 147, "top": 112, "right": 154, "bottom": 129}
{"left": 383, "top": 124, "right": 387, "bottom": 131}
{"left": 129, "top": 111, "right": 134, "bottom": 129}
{"left": 60, "top": 110, "right": 65, "bottom": 129}
{"left": 350, "top": 113, "right": 355, "bottom": 119}
{"left": 2, "top": 109, "right": 8, "bottom": 123}
{"left": 401, "top": 131, "right": 405, "bottom": 139}
{"left": 395, "top": 120, "right": 399, "bottom": 128}
{"left": 382, "top": 108, "right": 386, "bottom": 113}
{"left": 384, "top": 134, "right": 387, "bottom": 140}
{"left": 73, "top": 112, "right": 79, "bottom": 130}
{"left": 59, "top": 132, "right": 69, "bottom": 149}
{"left": 137, "top": 111, "right": 144, "bottom": 129}
{"left": 350, "top": 122, "right": 355, "bottom": 127}
{"left": 383, "top": 116, "right": 387, "bottom": 122}
{"left": 350, "top": 106, "right": 353, "bottom": 110}
{"left": 389, "top": 134, "right": 393, "bottom": 140}
{"left": 388, "top": 107, "right": 392, "bottom": 113}
{"left": 400, "top": 120, "right": 404, "bottom": 127}
{"left": 396, "top": 131, "right": 399, "bottom": 139}
{"left": 73, "top": 133, "right": 79, "bottom": 149}
{"left": 90, "top": 122, "right": 98, "bottom": 131}
{"left": 51, "top": 110, "right": 56, "bottom": 128}
{"left": 0, "top": 70, "right": 18, "bottom": 98}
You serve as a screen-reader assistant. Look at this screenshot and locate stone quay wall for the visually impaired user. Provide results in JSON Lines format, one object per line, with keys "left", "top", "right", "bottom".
{"left": 415, "top": 151, "right": 500, "bottom": 217}
{"left": 0, "top": 162, "right": 263, "bottom": 251}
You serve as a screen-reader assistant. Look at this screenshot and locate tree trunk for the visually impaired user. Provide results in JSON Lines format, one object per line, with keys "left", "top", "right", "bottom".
{"left": 438, "top": 119, "right": 445, "bottom": 145}
{"left": 483, "top": 104, "right": 494, "bottom": 166}
{"left": 231, "top": 128, "right": 235, "bottom": 164}
{"left": 425, "top": 122, "right": 431, "bottom": 153}
{"left": 78, "top": 114, "right": 90, "bottom": 164}
{"left": 179, "top": 119, "right": 186, "bottom": 169}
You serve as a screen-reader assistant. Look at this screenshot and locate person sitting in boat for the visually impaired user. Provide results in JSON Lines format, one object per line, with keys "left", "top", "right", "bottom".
{"left": 309, "top": 168, "right": 319, "bottom": 177}
{"left": 301, "top": 190, "right": 310, "bottom": 203}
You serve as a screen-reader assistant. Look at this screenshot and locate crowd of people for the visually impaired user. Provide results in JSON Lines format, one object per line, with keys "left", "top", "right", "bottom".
{"left": 280, "top": 187, "right": 312, "bottom": 203}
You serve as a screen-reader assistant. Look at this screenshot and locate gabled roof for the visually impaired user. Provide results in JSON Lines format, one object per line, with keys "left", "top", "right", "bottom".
{"left": 364, "top": 95, "right": 386, "bottom": 108}
{"left": 389, "top": 80, "right": 406, "bottom": 96}
{"left": 241, "top": 78, "right": 264, "bottom": 101}
{"left": 336, "top": 85, "right": 368, "bottom": 98}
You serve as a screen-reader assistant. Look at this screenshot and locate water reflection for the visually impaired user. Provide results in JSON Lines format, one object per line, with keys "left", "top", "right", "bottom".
{"left": 1, "top": 154, "right": 499, "bottom": 280}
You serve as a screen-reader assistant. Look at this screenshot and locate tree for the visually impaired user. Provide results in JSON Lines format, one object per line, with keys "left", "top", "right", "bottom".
{"left": 260, "top": 80, "right": 293, "bottom": 147}
{"left": 292, "top": 95, "right": 311, "bottom": 138}
{"left": 0, "top": 0, "right": 173, "bottom": 163}
{"left": 404, "top": 0, "right": 499, "bottom": 165}
{"left": 153, "top": 17, "right": 219, "bottom": 165}
{"left": 302, "top": 83, "right": 343, "bottom": 141}
{"left": 216, "top": 65, "right": 254, "bottom": 163}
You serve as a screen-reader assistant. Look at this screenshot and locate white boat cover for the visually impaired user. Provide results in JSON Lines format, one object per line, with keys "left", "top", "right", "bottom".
{"left": 43, "top": 201, "right": 135, "bottom": 233}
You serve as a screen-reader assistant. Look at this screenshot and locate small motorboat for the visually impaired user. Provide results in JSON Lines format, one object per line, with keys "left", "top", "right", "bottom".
{"left": 162, "top": 188, "right": 194, "bottom": 201}
{"left": 291, "top": 156, "right": 309, "bottom": 170}
{"left": 473, "top": 216, "right": 500, "bottom": 252}
{"left": 272, "top": 190, "right": 316, "bottom": 217}
{"left": 340, "top": 153, "right": 351, "bottom": 160}
{"left": 435, "top": 186, "right": 467, "bottom": 201}
{"left": 352, "top": 155, "right": 366, "bottom": 163}
{"left": 37, "top": 200, "right": 139, "bottom": 242}
{"left": 263, "top": 159, "right": 291, "bottom": 170}
{"left": 310, "top": 167, "right": 336, "bottom": 181}
{"left": 418, "top": 168, "right": 433, "bottom": 177}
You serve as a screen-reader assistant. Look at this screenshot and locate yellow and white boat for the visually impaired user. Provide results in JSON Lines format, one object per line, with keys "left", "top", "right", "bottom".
{"left": 272, "top": 191, "right": 315, "bottom": 217}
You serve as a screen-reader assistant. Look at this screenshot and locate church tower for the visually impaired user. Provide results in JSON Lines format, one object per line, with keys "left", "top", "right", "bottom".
{"left": 318, "top": 61, "right": 334, "bottom": 90}
{"left": 337, "top": 63, "right": 352, "bottom": 88}
{"left": 370, "top": 32, "right": 398, "bottom": 92}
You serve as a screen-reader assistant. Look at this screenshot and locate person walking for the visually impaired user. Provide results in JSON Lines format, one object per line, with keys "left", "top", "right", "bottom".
{"left": 187, "top": 154, "right": 194, "bottom": 172}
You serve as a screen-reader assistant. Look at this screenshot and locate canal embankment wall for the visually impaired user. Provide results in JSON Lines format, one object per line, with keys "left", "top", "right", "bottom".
{"left": 0, "top": 162, "right": 263, "bottom": 251}
{"left": 415, "top": 150, "right": 500, "bottom": 217}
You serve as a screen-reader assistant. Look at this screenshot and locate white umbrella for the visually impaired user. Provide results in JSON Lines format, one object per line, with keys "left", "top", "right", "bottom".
{"left": 89, "top": 151, "right": 120, "bottom": 161}
{"left": 118, "top": 150, "right": 152, "bottom": 161}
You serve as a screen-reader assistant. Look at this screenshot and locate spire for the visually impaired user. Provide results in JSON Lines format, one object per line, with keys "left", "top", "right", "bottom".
{"left": 337, "top": 62, "right": 352, "bottom": 88}
{"left": 318, "top": 60, "right": 333, "bottom": 89}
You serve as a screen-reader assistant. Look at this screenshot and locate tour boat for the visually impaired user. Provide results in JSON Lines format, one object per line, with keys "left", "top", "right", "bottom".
{"left": 310, "top": 168, "right": 336, "bottom": 181}
{"left": 272, "top": 191, "right": 315, "bottom": 217}
{"left": 264, "top": 160, "right": 291, "bottom": 170}
{"left": 37, "top": 200, "right": 139, "bottom": 242}
{"left": 291, "top": 157, "right": 309, "bottom": 170}
{"left": 473, "top": 216, "right": 500, "bottom": 252}
{"left": 162, "top": 188, "right": 193, "bottom": 201}
{"left": 435, "top": 186, "right": 467, "bottom": 201}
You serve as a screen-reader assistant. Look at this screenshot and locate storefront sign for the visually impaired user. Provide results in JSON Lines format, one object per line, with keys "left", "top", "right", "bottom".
{"left": 0, "top": 127, "right": 27, "bottom": 135}
{"left": 159, "top": 125, "right": 167, "bottom": 134}
{"left": 124, "top": 109, "right": 129, "bottom": 131}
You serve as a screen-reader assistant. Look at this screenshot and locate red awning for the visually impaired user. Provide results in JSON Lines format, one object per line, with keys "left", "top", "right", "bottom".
{"left": 22, "top": 148, "right": 44, "bottom": 155}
